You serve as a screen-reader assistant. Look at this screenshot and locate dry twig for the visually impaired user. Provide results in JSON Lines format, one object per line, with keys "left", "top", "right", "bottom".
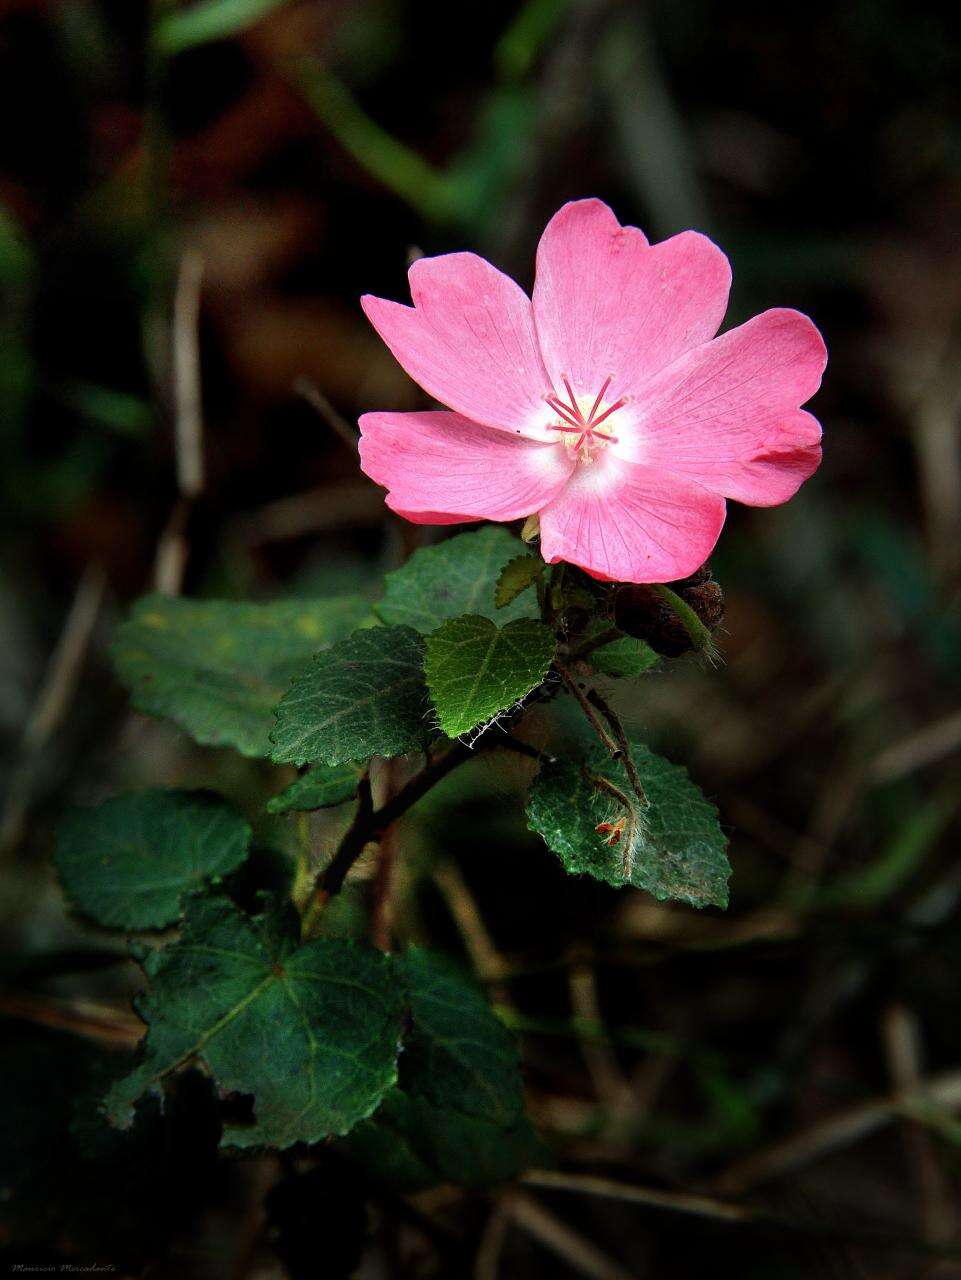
{"left": 521, "top": 1169, "right": 754, "bottom": 1226}
{"left": 154, "top": 247, "right": 206, "bottom": 596}
{"left": 0, "top": 564, "right": 106, "bottom": 855}
{"left": 507, "top": 1191, "right": 637, "bottom": 1280}
{"left": 883, "top": 1004, "right": 956, "bottom": 1247}
{"left": 716, "top": 1066, "right": 961, "bottom": 1194}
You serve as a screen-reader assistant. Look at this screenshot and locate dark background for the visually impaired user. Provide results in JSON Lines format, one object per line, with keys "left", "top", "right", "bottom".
{"left": 2, "top": 1, "right": 961, "bottom": 1276}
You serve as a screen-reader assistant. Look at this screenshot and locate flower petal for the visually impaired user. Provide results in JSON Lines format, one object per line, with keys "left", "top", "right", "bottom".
{"left": 615, "top": 308, "right": 827, "bottom": 506}
{"left": 538, "top": 453, "right": 727, "bottom": 584}
{"left": 532, "top": 198, "right": 731, "bottom": 401}
{"left": 361, "top": 254, "right": 554, "bottom": 438}
{"left": 358, "top": 410, "right": 574, "bottom": 523}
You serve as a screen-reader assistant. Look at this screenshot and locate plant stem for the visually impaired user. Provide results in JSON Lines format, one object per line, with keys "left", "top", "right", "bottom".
{"left": 556, "top": 664, "right": 649, "bottom": 881}
{"left": 300, "top": 743, "right": 474, "bottom": 938}
{"left": 292, "top": 812, "right": 313, "bottom": 908}
{"left": 586, "top": 687, "right": 647, "bottom": 809}
{"left": 369, "top": 760, "right": 400, "bottom": 951}
{"left": 535, "top": 568, "right": 548, "bottom": 619}
{"left": 567, "top": 625, "right": 623, "bottom": 662}
{"left": 497, "top": 732, "right": 554, "bottom": 766}
{"left": 591, "top": 773, "right": 641, "bottom": 879}
{"left": 555, "top": 660, "right": 622, "bottom": 760}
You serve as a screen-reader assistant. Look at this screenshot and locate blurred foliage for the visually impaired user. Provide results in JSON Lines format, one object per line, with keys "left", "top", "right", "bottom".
{"left": 2, "top": 0, "right": 961, "bottom": 1276}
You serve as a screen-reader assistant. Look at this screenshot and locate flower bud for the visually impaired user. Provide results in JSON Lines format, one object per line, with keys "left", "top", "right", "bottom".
{"left": 612, "top": 565, "right": 724, "bottom": 657}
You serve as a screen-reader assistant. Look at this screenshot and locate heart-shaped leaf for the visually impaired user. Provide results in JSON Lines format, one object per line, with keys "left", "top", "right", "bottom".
{"left": 424, "top": 615, "right": 555, "bottom": 739}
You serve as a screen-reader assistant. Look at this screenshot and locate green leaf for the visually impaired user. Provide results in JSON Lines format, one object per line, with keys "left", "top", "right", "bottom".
{"left": 341, "top": 949, "right": 544, "bottom": 1189}
{"left": 526, "top": 742, "right": 730, "bottom": 909}
{"left": 155, "top": 0, "right": 291, "bottom": 55}
{"left": 495, "top": 553, "right": 543, "bottom": 609}
{"left": 270, "top": 625, "right": 431, "bottom": 767}
{"left": 55, "top": 791, "right": 250, "bottom": 930}
{"left": 376, "top": 527, "right": 537, "bottom": 634}
{"left": 396, "top": 949, "right": 524, "bottom": 1124}
{"left": 343, "top": 1090, "right": 545, "bottom": 1190}
{"left": 588, "top": 634, "right": 660, "bottom": 678}
{"left": 425, "top": 615, "right": 555, "bottom": 739}
{"left": 105, "top": 897, "right": 404, "bottom": 1149}
{"left": 113, "top": 594, "right": 372, "bottom": 759}
{"left": 266, "top": 763, "right": 361, "bottom": 815}
{"left": 338, "top": 1092, "right": 437, "bottom": 1190}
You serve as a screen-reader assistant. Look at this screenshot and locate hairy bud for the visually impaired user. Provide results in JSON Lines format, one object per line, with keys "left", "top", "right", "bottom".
{"left": 612, "top": 566, "right": 724, "bottom": 657}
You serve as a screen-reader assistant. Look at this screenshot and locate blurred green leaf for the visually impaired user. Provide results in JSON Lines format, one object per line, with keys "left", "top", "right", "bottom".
{"left": 527, "top": 743, "right": 730, "bottom": 909}
{"left": 52, "top": 379, "right": 153, "bottom": 436}
{"left": 0, "top": 204, "right": 33, "bottom": 281}
{"left": 444, "top": 86, "right": 536, "bottom": 231}
{"left": 55, "top": 790, "right": 251, "bottom": 930}
{"left": 112, "top": 594, "right": 373, "bottom": 758}
{"left": 377, "top": 527, "right": 537, "bottom": 634}
{"left": 494, "top": 0, "right": 570, "bottom": 82}
{"left": 154, "top": 0, "right": 292, "bottom": 55}
{"left": 815, "top": 790, "right": 957, "bottom": 909}
{"left": 425, "top": 615, "right": 554, "bottom": 739}
{"left": 0, "top": 203, "right": 35, "bottom": 499}
{"left": 106, "top": 896, "right": 405, "bottom": 1149}
{"left": 267, "top": 762, "right": 361, "bottom": 814}
{"left": 270, "top": 625, "right": 432, "bottom": 766}
{"left": 295, "top": 64, "right": 459, "bottom": 225}
{"left": 295, "top": 0, "right": 561, "bottom": 231}
{"left": 694, "top": 1058, "right": 760, "bottom": 1149}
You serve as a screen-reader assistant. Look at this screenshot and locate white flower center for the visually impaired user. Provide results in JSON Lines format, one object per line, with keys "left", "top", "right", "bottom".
{"left": 545, "top": 376, "right": 627, "bottom": 463}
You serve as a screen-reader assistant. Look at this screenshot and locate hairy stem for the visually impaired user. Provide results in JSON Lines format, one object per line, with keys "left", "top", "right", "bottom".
{"left": 651, "top": 583, "right": 718, "bottom": 662}
{"left": 555, "top": 660, "right": 622, "bottom": 760}
{"left": 590, "top": 774, "right": 641, "bottom": 880}
{"left": 586, "top": 687, "right": 647, "bottom": 809}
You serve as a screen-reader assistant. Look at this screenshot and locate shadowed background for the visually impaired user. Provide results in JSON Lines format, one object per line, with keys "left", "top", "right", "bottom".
{"left": 2, "top": 1, "right": 961, "bottom": 1276}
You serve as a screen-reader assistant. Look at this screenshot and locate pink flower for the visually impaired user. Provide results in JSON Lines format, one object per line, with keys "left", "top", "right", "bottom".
{"left": 358, "top": 199, "right": 827, "bottom": 583}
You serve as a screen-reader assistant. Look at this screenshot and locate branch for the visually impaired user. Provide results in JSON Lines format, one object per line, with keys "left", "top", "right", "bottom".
{"left": 521, "top": 1170, "right": 754, "bottom": 1226}
{"left": 496, "top": 732, "right": 555, "bottom": 766}
{"left": 300, "top": 742, "right": 474, "bottom": 937}
{"left": 506, "top": 1191, "right": 635, "bottom": 1280}
{"left": 294, "top": 376, "right": 360, "bottom": 454}
{"left": 0, "top": 564, "right": 106, "bottom": 856}
{"left": 555, "top": 660, "right": 621, "bottom": 760}
{"left": 715, "top": 1066, "right": 961, "bottom": 1195}
{"left": 586, "top": 686, "right": 647, "bottom": 809}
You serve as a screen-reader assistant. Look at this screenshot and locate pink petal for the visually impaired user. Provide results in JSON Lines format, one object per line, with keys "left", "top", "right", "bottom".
{"left": 361, "top": 254, "right": 554, "bottom": 439}
{"left": 358, "top": 410, "right": 573, "bottom": 523}
{"left": 615, "top": 308, "right": 827, "bottom": 506}
{"left": 538, "top": 453, "right": 727, "bottom": 584}
{"left": 387, "top": 508, "right": 475, "bottom": 527}
{"left": 532, "top": 198, "right": 731, "bottom": 402}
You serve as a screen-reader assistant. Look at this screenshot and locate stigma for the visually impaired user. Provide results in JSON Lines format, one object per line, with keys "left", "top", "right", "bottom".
{"left": 545, "top": 375, "right": 627, "bottom": 462}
